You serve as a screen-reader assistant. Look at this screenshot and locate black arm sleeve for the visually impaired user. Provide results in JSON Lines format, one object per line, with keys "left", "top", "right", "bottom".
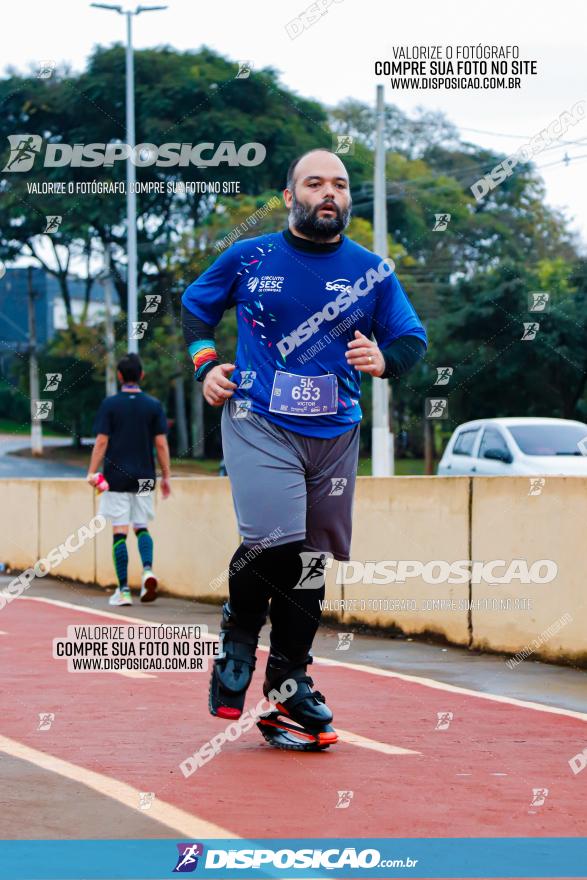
{"left": 380, "top": 335, "right": 426, "bottom": 379}
{"left": 181, "top": 304, "right": 220, "bottom": 381}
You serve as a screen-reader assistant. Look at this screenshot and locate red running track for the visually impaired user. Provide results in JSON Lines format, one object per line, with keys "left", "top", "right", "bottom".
{"left": 2, "top": 596, "right": 587, "bottom": 844}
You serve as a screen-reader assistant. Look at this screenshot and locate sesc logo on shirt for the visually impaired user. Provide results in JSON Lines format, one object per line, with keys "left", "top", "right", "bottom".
{"left": 247, "top": 275, "right": 284, "bottom": 293}
{"left": 325, "top": 278, "right": 352, "bottom": 293}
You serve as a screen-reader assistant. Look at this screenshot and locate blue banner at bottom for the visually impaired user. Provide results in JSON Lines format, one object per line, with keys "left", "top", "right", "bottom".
{"left": 0, "top": 838, "right": 586, "bottom": 879}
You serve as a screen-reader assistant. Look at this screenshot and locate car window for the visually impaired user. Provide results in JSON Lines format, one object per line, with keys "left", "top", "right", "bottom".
{"left": 453, "top": 429, "right": 479, "bottom": 456}
{"left": 507, "top": 423, "right": 587, "bottom": 455}
{"left": 479, "top": 428, "right": 510, "bottom": 459}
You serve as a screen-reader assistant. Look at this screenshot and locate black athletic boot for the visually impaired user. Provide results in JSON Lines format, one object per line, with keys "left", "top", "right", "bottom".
{"left": 256, "top": 646, "right": 337, "bottom": 750}
{"left": 209, "top": 602, "right": 266, "bottom": 720}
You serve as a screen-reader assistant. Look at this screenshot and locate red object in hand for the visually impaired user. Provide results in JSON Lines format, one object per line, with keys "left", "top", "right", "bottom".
{"left": 91, "top": 473, "right": 109, "bottom": 493}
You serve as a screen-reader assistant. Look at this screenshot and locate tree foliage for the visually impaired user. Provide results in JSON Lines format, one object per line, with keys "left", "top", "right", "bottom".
{"left": 1, "top": 49, "right": 585, "bottom": 457}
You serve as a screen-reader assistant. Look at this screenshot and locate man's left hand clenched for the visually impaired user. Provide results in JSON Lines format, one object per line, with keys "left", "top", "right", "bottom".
{"left": 345, "top": 330, "right": 385, "bottom": 377}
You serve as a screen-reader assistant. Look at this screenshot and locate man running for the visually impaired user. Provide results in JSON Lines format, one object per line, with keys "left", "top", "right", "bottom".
{"left": 181, "top": 148, "right": 427, "bottom": 749}
{"left": 87, "top": 353, "right": 171, "bottom": 606}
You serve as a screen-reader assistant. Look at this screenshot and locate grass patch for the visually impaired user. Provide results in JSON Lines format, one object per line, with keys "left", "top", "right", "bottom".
{"left": 0, "top": 418, "right": 67, "bottom": 438}
{"left": 358, "top": 457, "right": 427, "bottom": 476}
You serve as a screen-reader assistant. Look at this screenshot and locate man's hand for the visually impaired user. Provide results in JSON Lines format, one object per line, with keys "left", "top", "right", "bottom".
{"left": 345, "top": 330, "right": 385, "bottom": 376}
{"left": 160, "top": 476, "right": 171, "bottom": 499}
{"left": 86, "top": 472, "right": 96, "bottom": 486}
{"left": 203, "top": 363, "right": 238, "bottom": 406}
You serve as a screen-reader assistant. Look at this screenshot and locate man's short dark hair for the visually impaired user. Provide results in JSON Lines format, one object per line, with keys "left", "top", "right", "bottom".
{"left": 117, "top": 353, "right": 143, "bottom": 383}
{"left": 286, "top": 148, "right": 340, "bottom": 192}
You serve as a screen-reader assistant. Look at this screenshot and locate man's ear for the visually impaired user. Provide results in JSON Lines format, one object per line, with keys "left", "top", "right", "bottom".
{"left": 283, "top": 187, "right": 293, "bottom": 209}
{"left": 140, "top": 371, "right": 145, "bottom": 381}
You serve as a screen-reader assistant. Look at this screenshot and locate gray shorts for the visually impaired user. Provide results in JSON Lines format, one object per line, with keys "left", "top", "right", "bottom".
{"left": 221, "top": 401, "right": 360, "bottom": 561}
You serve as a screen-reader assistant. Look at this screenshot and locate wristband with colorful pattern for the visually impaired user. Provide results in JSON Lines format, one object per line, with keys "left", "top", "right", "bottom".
{"left": 188, "top": 340, "right": 219, "bottom": 381}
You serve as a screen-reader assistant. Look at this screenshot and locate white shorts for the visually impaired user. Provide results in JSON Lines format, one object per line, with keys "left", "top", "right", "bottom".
{"left": 98, "top": 491, "right": 155, "bottom": 527}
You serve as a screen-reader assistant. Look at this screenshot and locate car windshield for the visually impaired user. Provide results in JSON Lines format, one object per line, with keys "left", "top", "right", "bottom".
{"left": 507, "top": 423, "right": 587, "bottom": 456}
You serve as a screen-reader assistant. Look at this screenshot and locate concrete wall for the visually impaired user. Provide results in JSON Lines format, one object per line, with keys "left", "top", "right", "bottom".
{"left": 39, "top": 480, "right": 96, "bottom": 582}
{"left": 0, "top": 480, "right": 40, "bottom": 570}
{"left": 470, "top": 477, "right": 587, "bottom": 665}
{"left": 338, "top": 477, "right": 470, "bottom": 646}
{"left": 1, "top": 476, "right": 585, "bottom": 665}
{"left": 142, "top": 478, "right": 239, "bottom": 601}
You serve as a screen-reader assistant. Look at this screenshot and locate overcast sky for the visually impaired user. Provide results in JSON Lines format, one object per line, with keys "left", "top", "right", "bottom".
{"left": 3, "top": 0, "right": 587, "bottom": 246}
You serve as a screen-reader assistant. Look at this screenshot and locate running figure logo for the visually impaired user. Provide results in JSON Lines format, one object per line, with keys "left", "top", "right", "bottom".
{"left": 433, "top": 213, "right": 451, "bottom": 231}
{"left": 44, "top": 373, "right": 62, "bottom": 391}
{"left": 336, "top": 790, "right": 354, "bottom": 809}
{"left": 143, "top": 294, "right": 161, "bottom": 314}
{"left": 333, "top": 135, "right": 354, "bottom": 155}
{"left": 435, "top": 711, "right": 453, "bottom": 731}
{"left": 329, "top": 477, "right": 347, "bottom": 496}
{"left": 137, "top": 479, "right": 155, "bottom": 496}
{"left": 235, "top": 61, "right": 251, "bottom": 79}
{"left": 434, "top": 367, "right": 453, "bottom": 386}
{"left": 239, "top": 371, "right": 256, "bottom": 390}
{"left": 139, "top": 791, "right": 154, "bottom": 810}
{"left": 44, "top": 216, "right": 62, "bottom": 234}
{"left": 130, "top": 321, "right": 149, "bottom": 340}
{"left": 294, "top": 551, "right": 333, "bottom": 590}
{"left": 37, "top": 713, "right": 55, "bottom": 731}
{"left": 336, "top": 633, "right": 354, "bottom": 651}
{"left": 33, "top": 400, "right": 54, "bottom": 421}
{"left": 173, "top": 843, "right": 204, "bottom": 872}
{"left": 521, "top": 322, "right": 539, "bottom": 341}
{"left": 425, "top": 398, "right": 448, "bottom": 419}
{"left": 36, "top": 60, "right": 56, "bottom": 79}
{"left": 232, "top": 400, "right": 251, "bottom": 419}
{"left": 528, "top": 292, "right": 550, "bottom": 312}
{"left": 3, "top": 134, "right": 42, "bottom": 172}
{"left": 528, "top": 478, "right": 545, "bottom": 496}
{"left": 530, "top": 788, "right": 549, "bottom": 808}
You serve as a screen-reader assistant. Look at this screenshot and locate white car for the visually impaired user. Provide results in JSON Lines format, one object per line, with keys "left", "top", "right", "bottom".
{"left": 437, "top": 417, "right": 587, "bottom": 476}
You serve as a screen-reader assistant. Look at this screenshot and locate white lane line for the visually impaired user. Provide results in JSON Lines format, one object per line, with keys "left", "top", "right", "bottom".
{"left": 313, "top": 655, "right": 587, "bottom": 723}
{"left": 0, "top": 733, "right": 238, "bottom": 839}
{"left": 336, "top": 729, "right": 420, "bottom": 755}
{"left": 20, "top": 595, "right": 177, "bottom": 628}
{"left": 20, "top": 595, "right": 587, "bottom": 722}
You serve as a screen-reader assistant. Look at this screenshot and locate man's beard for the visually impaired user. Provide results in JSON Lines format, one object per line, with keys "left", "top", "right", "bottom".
{"left": 290, "top": 192, "right": 352, "bottom": 242}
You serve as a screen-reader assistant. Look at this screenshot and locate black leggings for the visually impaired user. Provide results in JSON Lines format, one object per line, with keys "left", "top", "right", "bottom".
{"left": 228, "top": 540, "right": 325, "bottom": 656}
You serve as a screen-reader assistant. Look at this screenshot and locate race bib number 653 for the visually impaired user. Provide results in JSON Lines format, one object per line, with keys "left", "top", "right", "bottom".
{"left": 269, "top": 371, "right": 338, "bottom": 416}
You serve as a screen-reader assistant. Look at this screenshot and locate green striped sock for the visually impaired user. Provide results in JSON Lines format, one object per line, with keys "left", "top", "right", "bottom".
{"left": 112, "top": 534, "right": 128, "bottom": 587}
{"left": 135, "top": 528, "right": 153, "bottom": 570}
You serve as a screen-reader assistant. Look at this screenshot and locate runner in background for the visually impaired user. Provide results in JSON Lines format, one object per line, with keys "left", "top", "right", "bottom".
{"left": 87, "top": 353, "right": 171, "bottom": 606}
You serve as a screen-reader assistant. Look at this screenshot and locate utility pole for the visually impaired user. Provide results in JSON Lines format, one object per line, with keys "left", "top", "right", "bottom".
{"left": 162, "top": 279, "right": 189, "bottom": 458}
{"left": 103, "top": 247, "right": 117, "bottom": 396}
{"left": 424, "top": 414, "right": 435, "bottom": 475}
{"left": 27, "top": 267, "right": 42, "bottom": 456}
{"left": 372, "top": 84, "right": 394, "bottom": 476}
{"left": 124, "top": 8, "right": 138, "bottom": 354}
{"left": 90, "top": 3, "right": 167, "bottom": 353}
